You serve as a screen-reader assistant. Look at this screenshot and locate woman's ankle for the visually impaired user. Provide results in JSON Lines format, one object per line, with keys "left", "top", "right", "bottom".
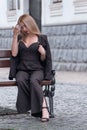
{"left": 42, "top": 107, "right": 49, "bottom": 118}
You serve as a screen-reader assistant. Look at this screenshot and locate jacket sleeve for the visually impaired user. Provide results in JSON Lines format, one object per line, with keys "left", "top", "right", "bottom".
{"left": 9, "top": 55, "right": 19, "bottom": 80}
{"left": 41, "top": 35, "right": 53, "bottom": 80}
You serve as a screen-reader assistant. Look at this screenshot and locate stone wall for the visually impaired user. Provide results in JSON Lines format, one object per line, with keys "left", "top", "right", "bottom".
{"left": 42, "top": 23, "right": 87, "bottom": 71}
{"left": 0, "top": 28, "right": 13, "bottom": 49}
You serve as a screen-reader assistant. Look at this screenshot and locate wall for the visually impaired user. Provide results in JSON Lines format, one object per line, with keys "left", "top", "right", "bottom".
{"left": 42, "top": 0, "right": 87, "bottom": 25}
{"left": 42, "top": 23, "right": 87, "bottom": 71}
{"left": 41, "top": 0, "right": 87, "bottom": 71}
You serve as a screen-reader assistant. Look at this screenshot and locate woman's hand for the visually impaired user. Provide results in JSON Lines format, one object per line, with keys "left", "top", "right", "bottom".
{"left": 38, "top": 45, "right": 46, "bottom": 61}
{"left": 13, "top": 24, "right": 20, "bottom": 36}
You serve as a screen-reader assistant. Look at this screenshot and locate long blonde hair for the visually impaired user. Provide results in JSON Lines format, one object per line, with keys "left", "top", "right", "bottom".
{"left": 18, "top": 14, "right": 41, "bottom": 35}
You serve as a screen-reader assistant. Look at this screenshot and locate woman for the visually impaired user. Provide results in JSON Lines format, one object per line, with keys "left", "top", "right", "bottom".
{"left": 9, "top": 14, "right": 52, "bottom": 122}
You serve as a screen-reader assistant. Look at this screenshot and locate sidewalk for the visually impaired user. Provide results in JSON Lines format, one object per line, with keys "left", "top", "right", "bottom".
{"left": 56, "top": 70, "right": 87, "bottom": 85}
{"left": 0, "top": 68, "right": 87, "bottom": 130}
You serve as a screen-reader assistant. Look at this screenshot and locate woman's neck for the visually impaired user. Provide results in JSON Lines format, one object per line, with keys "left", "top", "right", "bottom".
{"left": 23, "top": 34, "right": 38, "bottom": 44}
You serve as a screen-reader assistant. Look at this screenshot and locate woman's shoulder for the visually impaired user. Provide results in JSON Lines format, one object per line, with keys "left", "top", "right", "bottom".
{"left": 38, "top": 34, "right": 48, "bottom": 43}
{"left": 39, "top": 34, "right": 47, "bottom": 39}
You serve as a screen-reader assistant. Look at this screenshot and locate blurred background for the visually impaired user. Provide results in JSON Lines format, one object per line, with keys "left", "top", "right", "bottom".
{"left": 0, "top": 0, "right": 87, "bottom": 72}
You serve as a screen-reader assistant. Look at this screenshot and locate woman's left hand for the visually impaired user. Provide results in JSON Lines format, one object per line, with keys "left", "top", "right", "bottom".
{"left": 38, "top": 45, "right": 45, "bottom": 54}
{"left": 38, "top": 45, "right": 46, "bottom": 60}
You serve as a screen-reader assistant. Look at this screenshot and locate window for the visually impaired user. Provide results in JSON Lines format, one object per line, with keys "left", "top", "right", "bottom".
{"left": 53, "top": 0, "right": 62, "bottom": 3}
{"left": 50, "top": 0, "right": 62, "bottom": 16}
{"left": 7, "top": 0, "right": 16, "bottom": 10}
{"left": 74, "top": 0, "right": 87, "bottom": 14}
{"left": 7, "top": 0, "right": 17, "bottom": 21}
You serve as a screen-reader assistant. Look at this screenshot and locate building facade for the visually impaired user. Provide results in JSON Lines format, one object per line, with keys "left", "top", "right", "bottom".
{"left": 42, "top": 0, "right": 87, "bottom": 71}
{"left": 0, "top": 0, "right": 87, "bottom": 71}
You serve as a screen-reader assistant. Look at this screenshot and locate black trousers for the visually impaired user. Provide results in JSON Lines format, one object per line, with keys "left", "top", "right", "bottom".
{"left": 16, "top": 70, "right": 44, "bottom": 117}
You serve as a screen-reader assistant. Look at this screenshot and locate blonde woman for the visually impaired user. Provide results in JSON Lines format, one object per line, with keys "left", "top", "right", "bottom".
{"left": 9, "top": 14, "right": 52, "bottom": 122}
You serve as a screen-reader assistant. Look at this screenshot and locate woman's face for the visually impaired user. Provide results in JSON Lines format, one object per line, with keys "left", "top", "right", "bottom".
{"left": 19, "top": 22, "right": 29, "bottom": 36}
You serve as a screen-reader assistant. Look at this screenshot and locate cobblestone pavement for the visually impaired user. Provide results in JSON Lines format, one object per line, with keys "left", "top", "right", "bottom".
{"left": 0, "top": 69, "right": 87, "bottom": 130}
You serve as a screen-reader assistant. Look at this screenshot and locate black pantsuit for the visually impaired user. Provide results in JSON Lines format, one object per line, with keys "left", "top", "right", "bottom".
{"left": 16, "top": 70, "right": 44, "bottom": 117}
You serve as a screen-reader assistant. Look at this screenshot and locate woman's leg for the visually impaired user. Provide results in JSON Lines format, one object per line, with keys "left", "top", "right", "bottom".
{"left": 30, "top": 70, "right": 49, "bottom": 120}
{"left": 16, "top": 71, "right": 31, "bottom": 113}
{"left": 30, "top": 70, "right": 44, "bottom": 117}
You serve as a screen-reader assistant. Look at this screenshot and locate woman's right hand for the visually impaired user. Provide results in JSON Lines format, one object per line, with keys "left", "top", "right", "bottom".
{"left": 13, "top": 24, "right": 20, "bottom": 36}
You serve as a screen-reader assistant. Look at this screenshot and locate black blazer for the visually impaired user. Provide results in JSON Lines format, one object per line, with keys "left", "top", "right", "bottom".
{"left": 9, "top": 35, "right": 52, "bottom": 80}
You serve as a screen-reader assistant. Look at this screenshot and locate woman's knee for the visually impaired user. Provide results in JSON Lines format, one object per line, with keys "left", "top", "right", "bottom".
{"left": 16, "top": 71, "right": 29, "bottom": 84}
{"left": 16, "top": 75, "right": 25, "bottom": 84}
{"left": 30, "top": 71, "right": 44, "bottom": 86}
{"left": 30, "top": 78, "right": 39, "bottom": 86}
